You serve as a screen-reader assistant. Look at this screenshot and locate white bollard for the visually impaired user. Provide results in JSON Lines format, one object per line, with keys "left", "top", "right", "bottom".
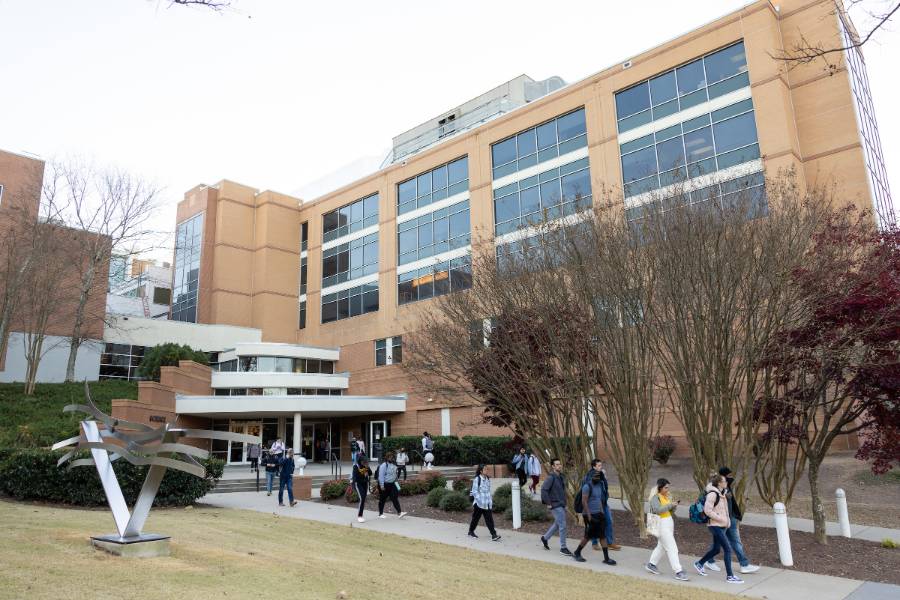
{"left": 511, "top": 480, "right": 522, "bottom": 530}
{"left": 836, "top": 488, "right": 852, "bottom": 538}
{"left": 773, "top": 502, "right": 793, "bottom": 567}
{"left": 296, "top": 455, "right": 307, "bottom": 476}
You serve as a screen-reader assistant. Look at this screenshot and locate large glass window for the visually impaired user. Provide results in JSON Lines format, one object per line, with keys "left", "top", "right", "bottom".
{"left": 618, "top": 98, "right": 759, "bottom": 198}
{"left": 300, "top": 221, "right": 308, "bottom": 252}
{"left": 625, "top": 171, "right": 767, "bottom": 223}
{"left": 615, "top": 41, "right": 749, "bottom": 134}
{"left": 99, "top": 343, "right": 146, "bottom": 381}
{"left": 398, "top": 157, "right": 468, "bottom": 215}
{"left": 491, "top": 108, "right": 587, "bottom": 180}
{"left": 322, "top": 193, "right": 379, "bottom": 243}
{"left": 493, "top": 157, "right": 592, "bottom": 235}
{"left": 398, "top": 200, "right": 470, "bottom": 265}
{"left": 322, "top": 282, "right": 378, "bottom": 323}
{"left": 375, "top": 335, "right": 402, "bottom": 366}
{"left": 299, "top": 300, "right": 306, "bottom": 330}
{"left": 299, "top": 256, "right": 307, "bottom": 295}
{"left": 322, "top": 232, "right": 378, "bottom": 289}
{"left": 172, "top": 212, "right": 203, "bottom": 322}
{"left": 398, "top": 256, "right": 471, "bottom": 305}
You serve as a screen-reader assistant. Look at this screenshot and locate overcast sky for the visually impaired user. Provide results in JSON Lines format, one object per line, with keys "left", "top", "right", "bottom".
{"left": 2, "top": 0, "right": 897, "bottom": 261}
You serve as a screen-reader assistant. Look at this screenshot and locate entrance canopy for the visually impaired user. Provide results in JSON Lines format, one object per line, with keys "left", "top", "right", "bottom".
{"left": 175, "top": 393, "right": 406, "bottom": 419}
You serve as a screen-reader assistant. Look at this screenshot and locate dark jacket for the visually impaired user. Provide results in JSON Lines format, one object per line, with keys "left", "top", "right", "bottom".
{"left": 352, "top": 463, "right": 371, "bottom": 487}
{"left": 264, "top": 453, "right": 279, "bottom": 473}
{"left": 725, "top": 478, "right": 743, "bottom": 521}
{"left": 279, "top": 456, "right": 295, "bottom": 479}
{"left": 540, "top": 472, "right": 567, "bottom": 509}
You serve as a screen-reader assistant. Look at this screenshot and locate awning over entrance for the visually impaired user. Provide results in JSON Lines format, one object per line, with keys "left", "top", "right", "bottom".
{"left": 175, "top": 393, "right": 406, "bottom": 418}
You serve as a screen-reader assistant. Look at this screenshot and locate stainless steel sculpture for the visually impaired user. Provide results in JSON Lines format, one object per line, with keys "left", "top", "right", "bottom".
{"left": 53, "top": 383, "right": 259, "bottom": 554}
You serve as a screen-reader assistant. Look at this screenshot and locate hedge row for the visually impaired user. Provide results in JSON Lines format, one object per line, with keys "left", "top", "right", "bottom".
{"left": 380, "top": 435, "right": 515, "bottom": 465}
{"left": 0, "top": 448, "right": 223, "bottom": 507}
{"left": 319, "top": 471, "right": 448, "bottom": 502}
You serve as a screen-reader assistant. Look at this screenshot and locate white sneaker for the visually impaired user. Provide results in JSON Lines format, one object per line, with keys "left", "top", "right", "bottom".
{"left": 740, "top": 564, "right": 760, "bottom": 574}
{"left": 704, "top": 562, "right": 721, "bottom": 572}
{"left": 378, "top": 514, "right": 386, "bottom": 519}
{"left": 357, "top": 517, "right": 365, "bottom": 523}
{"left": 399, "top": 512, "right": 408, "bottom": 518}
{"left": 726, "top": 575, "right": 744, "bottom": 584}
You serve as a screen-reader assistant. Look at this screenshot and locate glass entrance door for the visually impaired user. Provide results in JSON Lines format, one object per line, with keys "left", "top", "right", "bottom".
{"left": 301, "top": 424, "right": 314, "bottom": 461}
{"left": 369, "top": 421, "right": 387, "bottom": 458}
{"left": 228, "top": 421, "right": 261, "bottom": 464}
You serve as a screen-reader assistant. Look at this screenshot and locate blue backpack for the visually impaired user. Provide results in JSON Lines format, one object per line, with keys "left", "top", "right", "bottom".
{"left": 688, "top": 490, "right": 719, "bottom": 524}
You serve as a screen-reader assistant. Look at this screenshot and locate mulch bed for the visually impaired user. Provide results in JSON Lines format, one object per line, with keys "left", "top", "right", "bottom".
{"left": 320, "top": 493, "right": 900, "bottom": 585}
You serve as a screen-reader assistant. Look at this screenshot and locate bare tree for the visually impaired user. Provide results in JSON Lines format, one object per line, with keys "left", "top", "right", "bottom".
{"left": 628, "top": 172, "right": 829, "bottom": 511}
{"left": 776, "top": 0, "right": 898, "bottom": 68}
{"left": 44, "top": 161, "right": 162, "bottom": 382}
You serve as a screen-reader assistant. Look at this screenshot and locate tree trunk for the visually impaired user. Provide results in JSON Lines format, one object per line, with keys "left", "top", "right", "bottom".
{"left": 807, "top": 457, "right": 828, "bottom": 544}
{"left": 64, "top": 263, "right": 96, "bottom": 382}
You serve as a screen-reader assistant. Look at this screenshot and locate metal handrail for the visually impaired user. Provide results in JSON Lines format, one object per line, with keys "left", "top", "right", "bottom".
{"left": 330, "top": 454, "right": 342, "bottom": 479}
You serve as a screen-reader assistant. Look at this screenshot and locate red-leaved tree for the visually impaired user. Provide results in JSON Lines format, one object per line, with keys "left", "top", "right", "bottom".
{"left": 759, "top": 208, "right": 899, "bottom": 543}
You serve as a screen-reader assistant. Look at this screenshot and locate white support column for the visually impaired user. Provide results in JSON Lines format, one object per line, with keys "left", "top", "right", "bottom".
{"left": 293, "top": 412, "right": 302, "bottom": 461}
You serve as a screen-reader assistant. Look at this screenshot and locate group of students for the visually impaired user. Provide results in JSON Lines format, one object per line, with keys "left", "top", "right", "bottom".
{"left": 262, "top": 438, "right": 299, "bottom": 507}
{"left": 351, "top": 451, "right": 409, "bottom": 522}
{"left": 538, "top": 459, "right": 759, "bottom": 584}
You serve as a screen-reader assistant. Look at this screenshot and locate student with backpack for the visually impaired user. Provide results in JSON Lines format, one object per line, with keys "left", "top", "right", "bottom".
{"left": 376, "top": 451, "right": 407, "bottom": 519}
{"left": 702, "top": 467, "right": 760, "bottom": 574}
{"left": 526, "top": 451, "right": 541, "bottom": 497}
{"left": 693, "top": 474, "right": 743, "bottom": 584}
{"left": 539, "top": 458, "right": 572, "bottom": 556}
{"left": 352, "top": 455, "right": 372, "bottom": 523}
{"left": 467, "top": 464, "right": 501, "bottom": 541}
{"left": 572, "top": 459, "right": 616, "bottom": 565}
{"left": 421, "top": 432, "right": 434, "bottom": 470}
{"left": 589, "top": 461, "right": 620, "bottom": 552}
{"left": 645, "top": 478, "right": 689, "bottom": 581}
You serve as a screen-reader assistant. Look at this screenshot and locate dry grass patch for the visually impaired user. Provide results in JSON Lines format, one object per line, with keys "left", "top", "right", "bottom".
{"left": 0, "top": 500, "right": 733, "bottom": 600}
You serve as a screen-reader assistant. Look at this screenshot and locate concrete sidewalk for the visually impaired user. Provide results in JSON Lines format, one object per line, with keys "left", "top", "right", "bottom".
{"left": 198, "top": 491, "right": 898, "bottom": 600}
{"left": 603, "top": 497, "right": 900, "bottom": 544}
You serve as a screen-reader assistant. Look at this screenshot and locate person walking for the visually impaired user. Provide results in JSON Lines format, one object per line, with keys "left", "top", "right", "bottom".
{"left": 511, "top": 447, "right": 529, "bottom": 488}
{"left": 270, "top": 438, "right": 285, "bottom": 457}
{"left": 396, "top": 447, "right": 409, "bottom": 481}
{"left": 467, "top": 464, "right": 501, "bottom": 541}
{"left": 278, "top": 448, "right": 298, "bottom": 507}
{"left": 264, "top": 449, "right": 279, "bottom": 496}
{"left": 645, "top": 478, "right": 689, "bottom": 581}
{"left": 526, "top": 451, "right": 541, "bottom": 497}
{"left": 350, "top": 433, "right": 359, "bottom": 465}
{"left": 703, "top": 467, "right": 760, "bottom": 574}
{"left": 421, "top": 432, "right": 434, "bottom": 469}
{"left": 572, "top": 459, "right": 616, "bottom": 565}
{"left": 377, "top": 451, "right": 407, "bottom": 518}
{"left": 539, "top": 458, "right": 572, "bottom": 556}
{"left": 352, "top": 455, "right": 372, "bottom": 523}
{"left": 590, "top": 461, "right": 621, "bottom": 551}
{"left": 247, "top": 443, "right": 260, "bottom": 473}
{"left": 694, "top": 474, "right": 743, "bottom": 584}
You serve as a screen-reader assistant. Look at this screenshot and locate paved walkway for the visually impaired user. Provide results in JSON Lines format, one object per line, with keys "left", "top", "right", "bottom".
{"left": 198, "top": 492, "right": 898, "bottom": 600}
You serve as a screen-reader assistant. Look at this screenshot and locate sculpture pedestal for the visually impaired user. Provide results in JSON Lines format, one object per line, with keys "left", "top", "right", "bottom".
{"left": 91, "top": 533, "right": 171, "bottom": 558}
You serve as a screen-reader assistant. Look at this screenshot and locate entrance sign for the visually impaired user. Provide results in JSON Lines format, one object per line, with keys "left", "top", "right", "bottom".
{"left": 53, "top": 383, "right": 260, "bottom": 556}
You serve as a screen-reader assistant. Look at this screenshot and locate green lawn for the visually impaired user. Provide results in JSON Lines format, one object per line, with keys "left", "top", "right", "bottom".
{"left": 0, "top": 500, "right": 733, "bottom": 600}
{"left": 0, "top": 380, "right": 137, "bottom": 448}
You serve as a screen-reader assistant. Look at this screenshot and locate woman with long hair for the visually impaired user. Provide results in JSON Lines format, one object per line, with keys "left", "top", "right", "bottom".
{"left": 352, "top": 455, "right": 372, "bottom": 523}
{"left": 645, "top": 478, "right": 688, "bottom": 581}
{"left": 468, "top": 464, "right": 501, "bottom": 541}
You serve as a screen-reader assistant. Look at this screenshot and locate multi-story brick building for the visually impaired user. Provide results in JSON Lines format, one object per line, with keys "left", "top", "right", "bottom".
{"left": 115, "top": 0, "right": 893, "bottom": 464}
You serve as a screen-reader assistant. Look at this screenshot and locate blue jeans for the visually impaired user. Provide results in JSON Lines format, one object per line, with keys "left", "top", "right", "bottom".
{"left": 707, "top": 520, "right": 749, "bottom": 567}
{"left": 543, "top": 506, "right": 568, "bottom": 549}
{"left": 266, "top": 471, "right": 275, "bottom": 493}
{"left": 591, "top": 504, "right": 615, "bottom": 546}
{"left": 278, "top": 476, "right": 294, "bottom": 504}
{"left": 698, "top": 526, "right": 734, "bottom": 577}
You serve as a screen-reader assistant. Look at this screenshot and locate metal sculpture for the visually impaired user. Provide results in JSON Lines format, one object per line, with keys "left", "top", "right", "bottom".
{"left": 53, "top": 383, "right": 259, "bottom": 550}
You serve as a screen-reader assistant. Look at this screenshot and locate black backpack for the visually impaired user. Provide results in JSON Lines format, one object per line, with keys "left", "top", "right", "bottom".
{"left": 573, "top": 479, "right": 592, "bottom": 514}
